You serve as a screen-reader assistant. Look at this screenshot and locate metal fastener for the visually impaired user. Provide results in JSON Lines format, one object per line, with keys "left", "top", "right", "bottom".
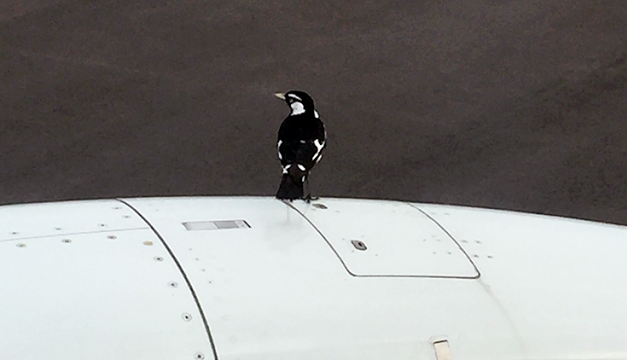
{"left": 351, "top": 240, "right": 367, "bottom": 251}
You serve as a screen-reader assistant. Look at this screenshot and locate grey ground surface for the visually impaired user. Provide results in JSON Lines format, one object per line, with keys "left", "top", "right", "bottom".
{"left": 1, "top": 0, "right": 626, "bottom": 224}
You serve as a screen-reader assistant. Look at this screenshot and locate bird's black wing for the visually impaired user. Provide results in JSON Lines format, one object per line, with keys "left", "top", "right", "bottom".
{"left": 314, "top": 117, "right": 326, "bottom": 143}
{"left": 310, "top": 117, "right": 326, "bottom": 164}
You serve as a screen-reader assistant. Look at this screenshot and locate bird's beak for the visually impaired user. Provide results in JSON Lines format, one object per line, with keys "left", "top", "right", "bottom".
{"left": 274, "top": 92, "right": 286, "bottom": 100}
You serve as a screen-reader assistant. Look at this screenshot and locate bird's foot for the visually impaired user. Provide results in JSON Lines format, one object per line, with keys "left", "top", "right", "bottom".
{"left": 303, "top": 195, "right": 319, "bottom": 203}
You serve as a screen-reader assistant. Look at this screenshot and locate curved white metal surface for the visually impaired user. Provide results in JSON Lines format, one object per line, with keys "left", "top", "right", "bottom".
{"left": 416, "top": 203, "right": 627, "bottom": 359}
{"left": 0, "top": 200, "right": 214, "bottom": 360}
{"left": 0, "top": 200, "right": 146, "bottom": 241}
{"left": 122, "top": 197, "right": 521, "bottom": 360}
{"left": 2, "top": 196, "right": 627, "bottom": 360}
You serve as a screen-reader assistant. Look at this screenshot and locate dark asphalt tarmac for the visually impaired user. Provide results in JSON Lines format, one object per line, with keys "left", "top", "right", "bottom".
{"left": 1, "top": 0, "right": 627, "bottom": 224}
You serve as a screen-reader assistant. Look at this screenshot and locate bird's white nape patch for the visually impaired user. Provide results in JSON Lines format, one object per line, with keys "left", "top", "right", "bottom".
{"left": 290, "top": 101, "right": 305, "bottom": 115}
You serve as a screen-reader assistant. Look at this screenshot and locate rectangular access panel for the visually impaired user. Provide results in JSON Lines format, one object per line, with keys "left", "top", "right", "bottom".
{"left": 290, "top": 199, "right": 479, "bottom": 278}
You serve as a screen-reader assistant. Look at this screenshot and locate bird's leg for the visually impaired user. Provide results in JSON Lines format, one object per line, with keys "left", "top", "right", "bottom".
{"left": 304, "top": 176, "right": 320, "bottom": 202}
{"left": 303, "top": 175, "right": 312, "bottom": 203}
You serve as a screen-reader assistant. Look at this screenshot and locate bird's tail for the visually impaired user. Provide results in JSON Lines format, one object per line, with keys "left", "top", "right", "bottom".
{"left": 276, "top": 174, "right": 304, "bottom": 200}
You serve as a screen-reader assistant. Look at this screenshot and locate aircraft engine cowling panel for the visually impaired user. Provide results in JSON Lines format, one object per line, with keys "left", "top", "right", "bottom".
{"left": 288, "top": 199, "right": 479, "bottom": 278}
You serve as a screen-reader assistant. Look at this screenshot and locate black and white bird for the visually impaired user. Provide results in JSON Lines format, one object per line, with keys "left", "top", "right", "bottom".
{"left": 274, "top": 90, "right": 326, "bottom": 201}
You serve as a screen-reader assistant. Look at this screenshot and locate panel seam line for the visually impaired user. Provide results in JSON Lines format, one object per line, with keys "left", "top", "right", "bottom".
{"left": 116, "top": 199, "right": 219, "bottom": 360}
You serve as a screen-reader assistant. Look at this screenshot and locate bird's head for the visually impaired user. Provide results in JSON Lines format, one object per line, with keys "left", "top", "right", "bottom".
{"left": 274, "top": 90, "right": 315, "bottom": 115}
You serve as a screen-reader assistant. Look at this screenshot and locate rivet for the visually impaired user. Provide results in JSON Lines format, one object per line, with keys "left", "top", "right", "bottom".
{"left": 98, "top": 224, "right": 107, "bottom": 227}
{"left": 10, "top": 232, "right": 19, "bottom": 235}
{"left": 168, "top": 281, "right": 178, "bottom": 288}
{"left": 182, "top": 313, "right": 192, "bottom": 321}
{"left": 54, "top": 227, "right": 62, "bottom": 231}
{"left": 123, "top": 215, "right": 131, "bottom": 218}
{"left": 461, "top": 240, "right": 468, "bottom": 243}
{"left": 154, "top": 256, "right": 164, "bottom": 262}
{"left": 107, "top": 235, "right": 117, "bottom": 240}
{"left": 144, "top": 241, "right": 153, "bottom": 246}
{"left": 312, "top": 203, "right": 327, "bottom": 209}
{"left": 113, "top": 207, "right": 122, "bottom": 210}
{"left": 195, "top": 353, "right": 205, "bottom": 360}
{"left": 62, "top": 239, "right": 72, "bottom": 243}
{"left": 16, "top": 243, "right": 26, "bottom": 247}
{"left": 487, "top": 255, "right": 494, "bottom": 259}
{"left": 473, "top": 254, "right": 479, "bottom": 258}
{"left": 475, "top": 240, "right": 482, "bottom": 244}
